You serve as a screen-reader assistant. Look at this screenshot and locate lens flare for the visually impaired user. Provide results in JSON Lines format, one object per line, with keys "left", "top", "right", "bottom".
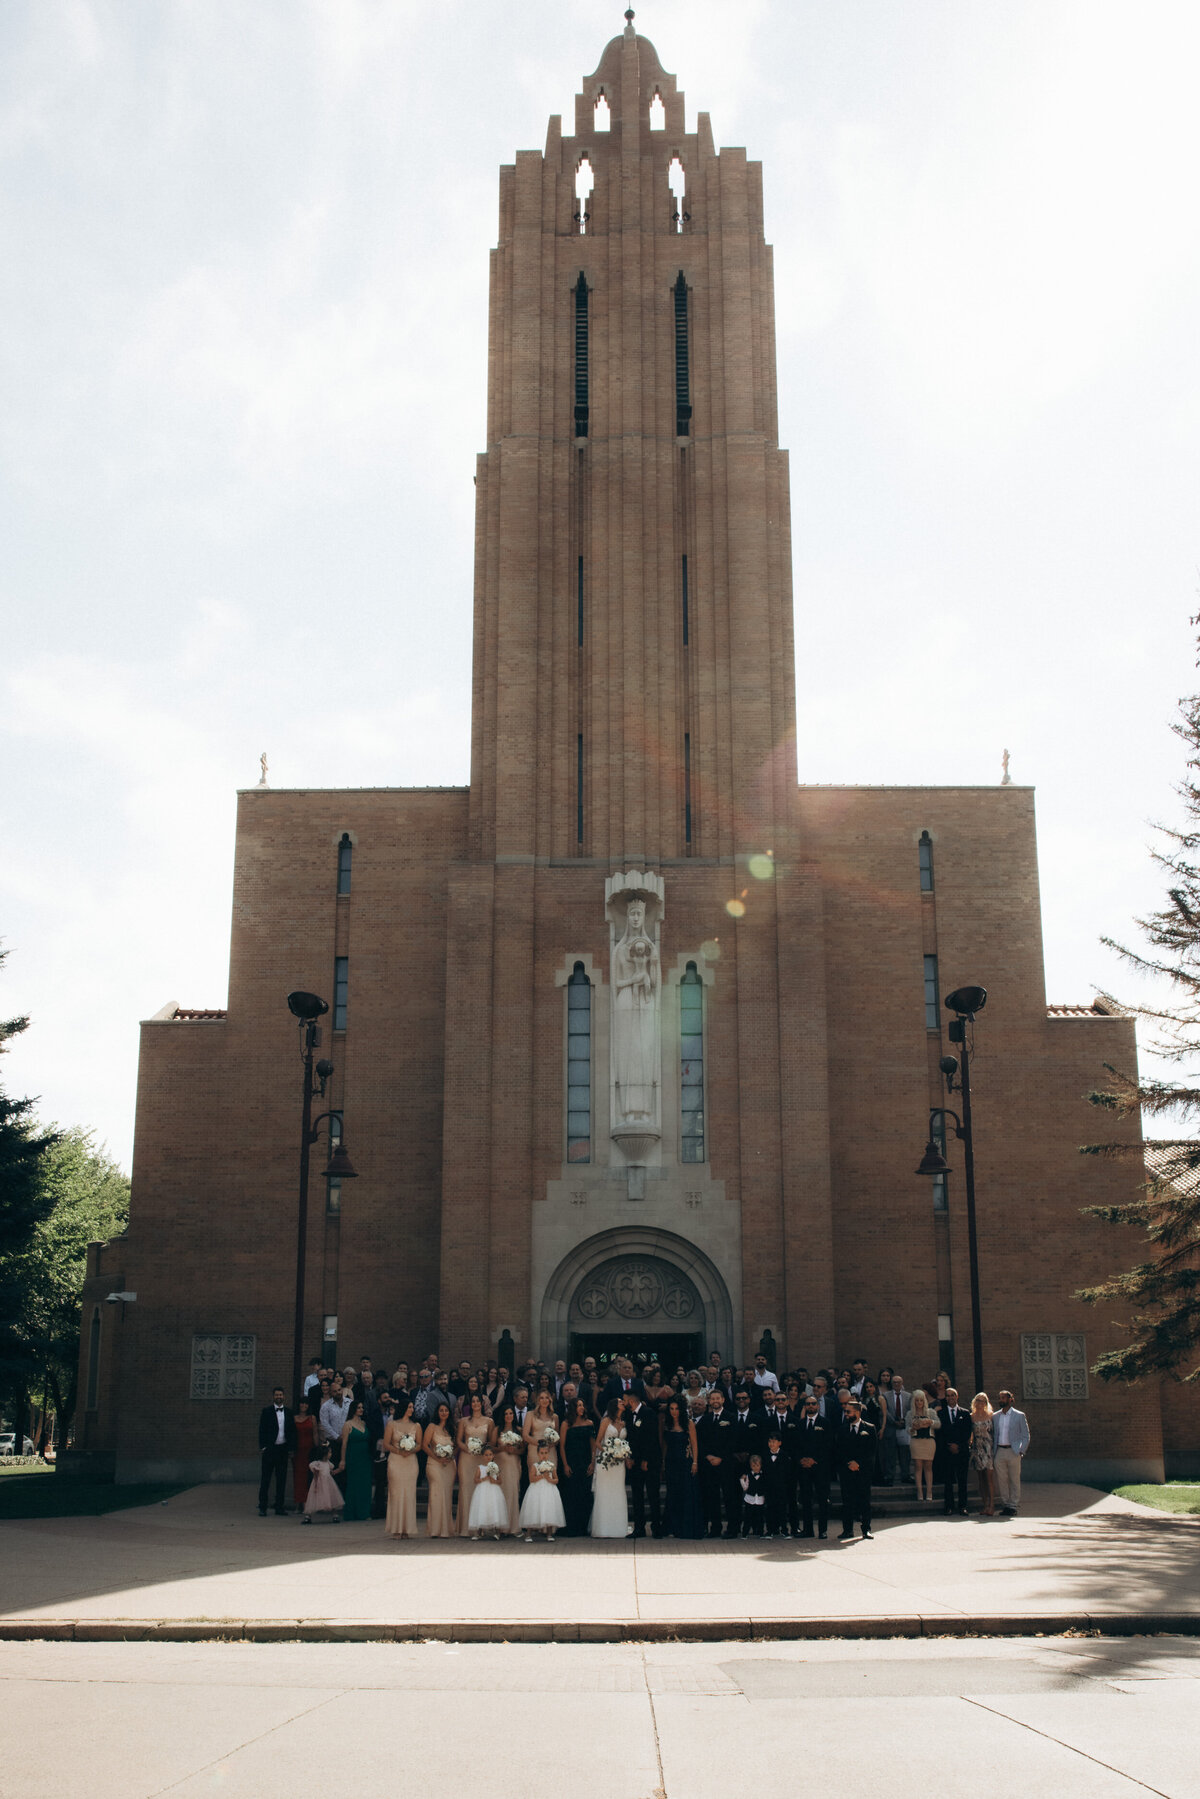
{"left": 725, "top": 899, "right": 746, "bottom": 918}
{"left": 748, "top": 853, "right": 774, "bottom": 880}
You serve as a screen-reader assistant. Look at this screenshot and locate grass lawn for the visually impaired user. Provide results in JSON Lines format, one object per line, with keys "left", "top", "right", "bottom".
{"left": 0, "top": 1464, "right": 186, "bottom": 1519}
{"left": 1113, "top": 1482, "right": 1200, "bottom": 1516}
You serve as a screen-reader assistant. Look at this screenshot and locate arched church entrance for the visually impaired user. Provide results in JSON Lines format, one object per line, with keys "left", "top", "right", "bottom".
{"left": 539, "top": 1228, "right": 735, "bottom": 1369}
{"left": 569, "top": 1255, "right": 703, "bottom": 1369}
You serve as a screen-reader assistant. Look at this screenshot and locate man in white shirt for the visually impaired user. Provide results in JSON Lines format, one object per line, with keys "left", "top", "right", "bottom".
{"left": 319, "top": 1376, "right": 353, "bottom": 1449}
{"left": 992, "top": 1390, "right": 1031, "bottom": 1514}
{"left": 752, "top": 1353, "right": 780, "bottom": 1396}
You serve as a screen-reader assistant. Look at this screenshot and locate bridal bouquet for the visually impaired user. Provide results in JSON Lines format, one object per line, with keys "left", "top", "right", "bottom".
{"left": 398, "top": 1434, "right": 417, "bottom": 1452}
{"left": 539, "top": 1427, "right": 560, "bottom": 1445}
{"left": 433, "top": 1441, "right": 455, "bottom": 1459}
{"left": 467, "top": 1436, "right": 486, "bottom": 1455}
{"left": 499, "top": 1430, "right": 522, "bottom": 1447}
{"left": 534, "top": 1458, "right": 556, "bottom": 1477}
{"left": 480, "top": 1460, "right": 500, "bottom": 1480}
{"left": 597, "top": 1436, "right": 632, "bottom": 1470}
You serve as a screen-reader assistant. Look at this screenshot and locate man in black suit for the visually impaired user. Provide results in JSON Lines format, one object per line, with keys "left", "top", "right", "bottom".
{"left": 695, "top": 1388, "right": 734, "bottom": 1537}
{"left": 938, "top": 1388, "right": 973, "bottom": 1515}
{"left": 833, "top": 1396, "right": 875, "bottom": 1539}
{"left": 794, "top": 1393, "right": 833, "bottom": 1538}
{"left": 257, "top": 1387, "right": 297, "bottom": 1516}
{"left": 623, "top": 1393, "right": 662, "bottom": 1537}
{"left": 510, "top": 1385, "right": 532, "bottom": 1499}
{"left": 726, "top": 1388, "right": 762, "bottom": 1535}
{"left": 600, "top": 1358, "right": 645, "bottom": 1408}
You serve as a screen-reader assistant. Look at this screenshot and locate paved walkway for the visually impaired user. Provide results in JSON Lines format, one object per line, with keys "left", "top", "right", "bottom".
{"left": 1, "top": 1482, "right": 1197, "bottom": 1639}
{"left": 5, "top": 1636, "right": 1200, "bottom": 1799}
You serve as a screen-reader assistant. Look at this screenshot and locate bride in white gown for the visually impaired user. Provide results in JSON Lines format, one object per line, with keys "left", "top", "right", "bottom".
{"left": 590, "top": 1399, "right": 631, "bottom": 1538}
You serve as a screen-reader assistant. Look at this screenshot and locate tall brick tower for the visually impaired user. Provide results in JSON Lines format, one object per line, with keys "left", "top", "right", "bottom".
{"left": 439, "top": 21, "right": 814, "bottom": 1362}
{"left": 469, "top": 19, "right": 796, "bottom": 868}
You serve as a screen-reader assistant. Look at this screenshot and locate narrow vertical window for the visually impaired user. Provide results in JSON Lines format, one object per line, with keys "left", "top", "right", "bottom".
{"left": 333, "top": 956, "right": 349, "bottom": 1030}
{"left": 923, "top": 954, "right": 939, "bottom": 1030}
{"left": 566, "top": 962, "right": 592, "bottom": 1163}
{"left": 668, "top": 155, "right": 687, "bottom": 232}
{"left": 931, "top": 1116, "right": 947, "bottom": 1212}
{"left": 594, "top": 91, "right": 611, "bottom": 131}
{"left": 683, "top": 733, "right": 692, "bottom": 845}
{"left": 337, "top": 833, "right": 352, "bottom": 895}
{"left": 680, "top": 963, "right": 705, "bottom": 1163}
{"left": 673, "top": 272, "right": 691, "bottom": 436}
{"left": 919, "top": 831, "right": 934, "bottom": 892}
{"left": 576, "top": 734, "right": 584, "bottom": 845}
{"left": 577, "top": 554, "right": 584, "bottom": 647}
{"left": 681, "top": 554, "right": 689, "bottom": 646}
{"left": 649, "top": 90, "right": 666, "bottom": 130}
{"left": 574, "top": 157, "right": 594, "bottom": 235}
{"left": 574, "top": 272, "right": 589, "bottom": 437}
{"left": 86, "top": 1306, "right": 101, "bottom": 1410}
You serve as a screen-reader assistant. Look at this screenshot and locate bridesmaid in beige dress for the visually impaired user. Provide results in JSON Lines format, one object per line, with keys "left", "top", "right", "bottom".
{"left": 455, "top": 1395, "right": 494, "bottom": 1536}
{"left": 423, "top": 1400, "right": 457, "bottom": 1538}
{"left": 523, "top": 1390, "right": 560, "bottom": 1457}
{"left": 382, "top": 1397, "right": 420, "bottom": 1539}
{"left": 493, "top": 1401, "right": 523, "bottom": 1536}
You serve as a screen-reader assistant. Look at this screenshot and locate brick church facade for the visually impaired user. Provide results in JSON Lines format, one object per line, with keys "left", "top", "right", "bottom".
{"left": 77, "top": 24, "right": 1190, "bottom": 1484}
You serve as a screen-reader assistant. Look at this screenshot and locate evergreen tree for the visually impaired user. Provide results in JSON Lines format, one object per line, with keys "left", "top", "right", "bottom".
{"left": 1078, "top": 651, "right": 1200, "bottom": 1383}
{"left": 9, "top": 1128, "right": 129, "bottom": 1444}
{"left": 0, "top": 946, "right": 61, "bottom": 1438}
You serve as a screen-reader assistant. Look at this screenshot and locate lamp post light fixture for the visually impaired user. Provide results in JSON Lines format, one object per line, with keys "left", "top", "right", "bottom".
{"left": 287, "top": 990, "right": 359, "bottom": 1405}
{"left": 915, "top": 984, "right": 987, "bottom": 1397}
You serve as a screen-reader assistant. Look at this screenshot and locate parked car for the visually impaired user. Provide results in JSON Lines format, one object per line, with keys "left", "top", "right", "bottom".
{"left": 0, "top": 1433, "right": 35, "bottom": 1456}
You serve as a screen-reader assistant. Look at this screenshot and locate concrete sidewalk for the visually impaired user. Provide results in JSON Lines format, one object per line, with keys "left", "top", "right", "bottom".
{"left": 1, "top": 1481, "right": 1197, "bottom": 1640}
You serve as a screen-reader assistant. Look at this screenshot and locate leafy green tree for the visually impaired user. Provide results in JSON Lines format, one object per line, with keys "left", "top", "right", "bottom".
{"left": 1079, "top": 662, "right": 1200, "bottom": 1383}
{"left": 10, "top": 1128, "right": 129, "bottom": 1444}
{"left": 0, "top": 945, "right": 61, "bottom": 1442}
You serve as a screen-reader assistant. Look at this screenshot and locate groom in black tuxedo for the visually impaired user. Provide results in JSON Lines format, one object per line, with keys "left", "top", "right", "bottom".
{"left": 623, "top": 1393, "right": 662, "bottom": 1537}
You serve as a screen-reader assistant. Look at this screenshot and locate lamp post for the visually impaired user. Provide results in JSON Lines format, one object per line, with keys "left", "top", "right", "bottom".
{"left": 914, "top": 984, "right": 987, "bottom": 1397}
{"left": 287, "top": 990, "right": 359, "bottom": 1406}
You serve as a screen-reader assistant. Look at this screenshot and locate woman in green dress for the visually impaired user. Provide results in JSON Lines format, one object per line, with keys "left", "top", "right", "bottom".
{"left": 335, "top": 1400, "right": 373, "bottom": 1521}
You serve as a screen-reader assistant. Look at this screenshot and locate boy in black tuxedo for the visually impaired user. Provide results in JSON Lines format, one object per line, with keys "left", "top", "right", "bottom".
{"left": 763, "top": 1433, "right": 791, "bottom": 1538}
{"left": 740, "top": 1454, "right": 768, "bottom": 1537}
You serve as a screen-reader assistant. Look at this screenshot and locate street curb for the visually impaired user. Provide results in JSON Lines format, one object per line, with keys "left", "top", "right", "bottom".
{"left": 1, "top": 1612, "right": 1197, "bottom": 1644}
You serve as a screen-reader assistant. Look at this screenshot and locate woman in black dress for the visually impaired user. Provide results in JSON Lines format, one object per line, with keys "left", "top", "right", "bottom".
{"left": 559, "top": 1395, "right": 596, "bottom": 1536}
{"left": 661, "top": 1395, "right": 704, "bottom": 1539}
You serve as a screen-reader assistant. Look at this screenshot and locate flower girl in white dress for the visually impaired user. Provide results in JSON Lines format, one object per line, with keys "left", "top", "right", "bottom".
{"left": 590, "top": 1399, "right": 632, "bottom": 1538}
{"left": 468, "top": 1457, "right": 509, "bottom": 1539}
{"left": 519, "top": 1447, "right": 566, "bottom": 1540}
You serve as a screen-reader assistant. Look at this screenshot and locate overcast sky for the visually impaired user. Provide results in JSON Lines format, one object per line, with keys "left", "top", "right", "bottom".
{"left": 3, "top": 0, "right": 1199, "bottom": 1169}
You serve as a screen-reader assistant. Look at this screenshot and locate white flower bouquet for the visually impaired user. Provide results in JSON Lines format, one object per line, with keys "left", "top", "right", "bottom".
{"left": 597, "top": 1436, "right": 632, "bottom": 1470}
{"left": 398, "top": 1434, "right": 417, "bottom": 1452}
{"left": 433, "top": 1441, "right": 455, "bottom": 1459}
{"left": 467, "top": 1435, "right": 486, "bottom": 1455}
{"left": 540, "top": 1427, "right": 560, "bottom": 1445}
{"left": 534, "top": 1458, "right": 556, "bottom": 1476}
{"left": 499, "top": 1430, "right": 522, "bottom": 1447}
{"left": 480, "top": 1460, "right": 500, "bottom": 1479}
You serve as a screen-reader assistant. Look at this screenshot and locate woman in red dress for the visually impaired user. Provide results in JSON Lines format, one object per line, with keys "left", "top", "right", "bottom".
{"left": 293, "top": 1398, "right": 316, "bottom": 1506}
